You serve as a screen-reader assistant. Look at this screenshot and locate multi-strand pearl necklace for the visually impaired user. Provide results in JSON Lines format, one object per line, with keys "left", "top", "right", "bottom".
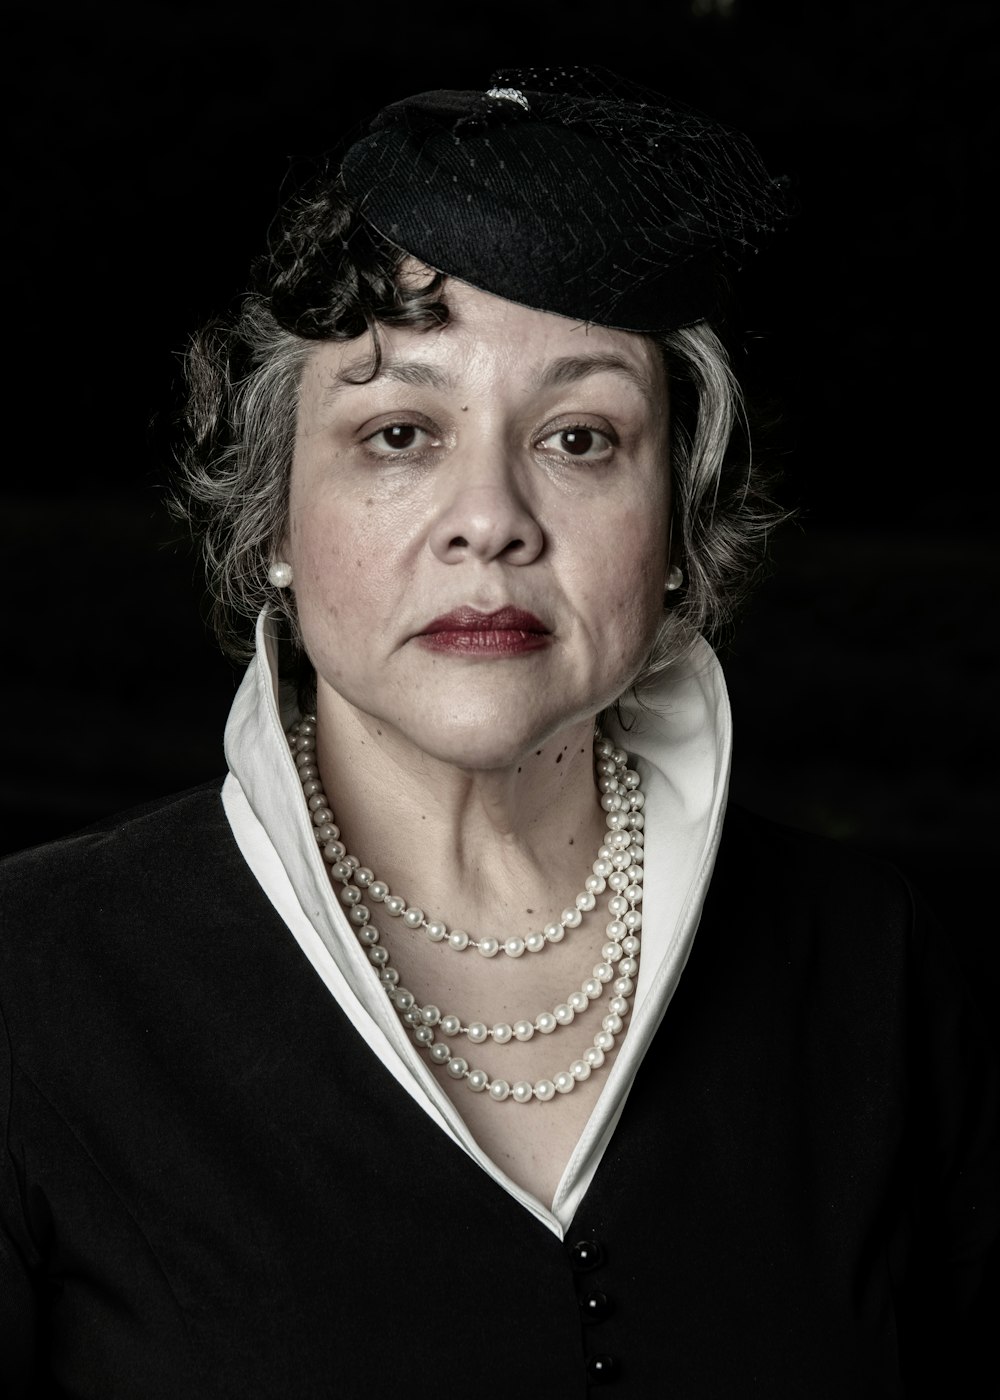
{"left": 290, "top": 717, "right": 645, "bottom": 1104}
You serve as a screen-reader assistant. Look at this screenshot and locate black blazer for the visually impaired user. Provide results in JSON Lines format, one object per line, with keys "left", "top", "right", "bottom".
{"left": 1, "top": 784, "right": 996, "bottom": 1397}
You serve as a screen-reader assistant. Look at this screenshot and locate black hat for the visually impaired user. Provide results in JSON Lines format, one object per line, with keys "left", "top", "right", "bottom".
{"left": 341, "top": 66, "right": 791, "bottom": 333}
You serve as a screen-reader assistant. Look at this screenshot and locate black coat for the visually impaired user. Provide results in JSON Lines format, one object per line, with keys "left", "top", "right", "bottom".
{"left": 1, "top": 783, "right": 996, "bottom": 1398}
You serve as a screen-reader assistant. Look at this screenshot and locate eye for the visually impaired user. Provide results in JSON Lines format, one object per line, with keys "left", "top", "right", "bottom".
{"left": 364, "top": 422, "right": 439, "bottom": 455}
{"left": 538, "top": 425, "right": 614, "bottom": 460}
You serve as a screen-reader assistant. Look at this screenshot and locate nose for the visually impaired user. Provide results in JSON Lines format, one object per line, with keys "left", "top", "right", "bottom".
{"left": 428, "top": 454, "right": 544, "bottom": 566}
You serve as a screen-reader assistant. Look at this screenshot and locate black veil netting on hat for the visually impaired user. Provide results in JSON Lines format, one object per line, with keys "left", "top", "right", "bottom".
{"left": 314, "top": 65, "right": 793, "bottom": 334}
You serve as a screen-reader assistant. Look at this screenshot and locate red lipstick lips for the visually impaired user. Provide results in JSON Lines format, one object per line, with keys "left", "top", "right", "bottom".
{"left": 417, "top": 606, "right": 551, "bottom": 656}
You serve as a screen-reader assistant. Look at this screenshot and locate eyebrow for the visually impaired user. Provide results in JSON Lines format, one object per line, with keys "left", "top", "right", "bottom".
{"left": 323, "top": 349, "right": 654, "bottom": 401}
{"left": 534, "top": 352, "right": 655, "bottom": 398}
{"left": 326, "top": 357, "right": 457, "bottom": 397}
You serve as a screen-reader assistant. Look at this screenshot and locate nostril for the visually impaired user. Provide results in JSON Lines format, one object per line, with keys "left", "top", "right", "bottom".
{"left": 450, "top": 536, "right": 469, "bottom": 548}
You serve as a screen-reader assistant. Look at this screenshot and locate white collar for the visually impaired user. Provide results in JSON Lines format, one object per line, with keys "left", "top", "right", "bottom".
{"left": 221, "top": 611, "right": 731, "bottom": 1237}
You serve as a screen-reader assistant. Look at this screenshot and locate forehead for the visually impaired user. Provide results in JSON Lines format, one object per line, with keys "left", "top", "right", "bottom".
{"left": 302, "top": 276, "right": 666, "bottom": 402}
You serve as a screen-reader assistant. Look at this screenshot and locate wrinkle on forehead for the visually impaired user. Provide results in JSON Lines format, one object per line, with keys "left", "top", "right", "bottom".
{"left": 311, "top": 277, "right": 666, "bottom": 406}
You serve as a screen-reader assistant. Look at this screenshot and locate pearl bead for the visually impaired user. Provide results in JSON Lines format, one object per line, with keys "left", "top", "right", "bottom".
{"left": 512, "top": 1081, "right": 533, "bottom": 1103}
{"left": 384, "top": 895, "right": 405, "bottom": 916}
{"left": 619, "top": 957, "right": 639, "bottom": 977}
{"left": 575, "top": 891, "right": 596, "bottom": 911}
{"left": 440, "top": 1015, "right": 461, "bottom": 1036}
{"left": 584, "top": 1046, "right": 606, "bottom": 1068}
{"left": 570, "top": 1059, "right": 591, "bottom": 1081}
{"left": 602, "top": 1013, "right": 623, "bottom": 1034}
{"left": 544, "top": 923, "right": 564, "bottom": 943}
{"left": 525, "top": 931, "right": 546, "bottom": 953}
{"left": 349, "top": 906, "right": 371, "bottom": 926}
{"left": 489, "top": 1079, "right": 510, "bottom": 1101}
{"left": 331, "top": 861, "right": 352, "bottom": 882}
{"left": 554, "top": 1071, "right": 575, "bottom": 1094}
{"left": 393, "top": 988, "right": 415, "bottom": 1011}
{"left": 403, "top": 907, "right": 424, "bottom": 928}
{"left": 624, "top": 910, "right": 642, "bottom": 931}
{"left": 448, "top": 930, "right": 470, "bottom": 951}
{"left": 358, "top": 925, "right": 379, "bottom": 944}
{"left": 607, "top": 894, "right": 628, "bottom": 916}
{"left": 504, "top": 937, "right": 525, "bottom": 958}
{"left": 582, "top": 978, "right": 602, "bottom": 1000}
{"left": 421, "top": 1005, "right": 441, "bottom": 1025}
{"left": 323, "top": 841, "right": 346, "bottom": 863}
{"left": 536, "top": 1012, "right": 557, "bottom": 1035}
{"left": 429, "top": 1044, "right": 451, "bottom": 1065}
{"left": 613, "top": 976, "right": 634, "bottom": 996}
{"left": 513, "top": 1020, "right": 534, "bottom": 1042}
{"left": 593, "top": 858, "right": 613, "bottom": 878}
{"left": 561, "top": 908, "right": 582, "bottom": 928}
{"left": 447, "top": 1057, "right": 468, "bottom": 1079}
{"left": 622, "top": 935, "right": 641, "bottom": 956}
{"left": 585, "top": 874, "right": 606, "bottom": 894}
{"left": 568, "top": 991, "right": 589, "bottom": 1014}
{"left": 467, "top": 1069, "right": 489, "bottom": 1092}
{"left": 426, "top": 921, "right": 447, "bottom": 941}
{"left": 492, "top": 1023, "right": 513, "bottom": 1044}
{"left": 594, "top": 1030, "right": 615, "bottom": 1051}
{"left": 369, "top": 946, "right": 389, "bottom": 966}
{"left": 467, "top": 1022, "right": 488, "bottom": 1044}
{"left": 625, "top": 884, "right": 643, "bottom": 903}
{"left": 593, "top": 962, "right": 614, "bottom": 983}
{"left": 414, "top": 1024, "right": 434, "bottom": 1046}
{"left": 368, "top": 881, "right": 388, "bottom": 901}
{"left": 602, "top": 942, "right": 622, "bottom": 962}
{"left": 553, "top": 1003, "right": 575, "bottom": 1026}
{"left": 379, "top": 967, "right": 398, "bottom": 985}
{"left": 534, "top": 1079, "right": 556, "bottom": 1101}
{"left": 608, "top": 871, "right": 628, "bottom": 892}
{"left": 609, "top": 996, "right": 628, "bottom": 1017}
{"left": 477, "top": 936, "right": 500, "bottom": 958}
{"left": 403, "top": 1007, "right": 422, "bottom": 1026}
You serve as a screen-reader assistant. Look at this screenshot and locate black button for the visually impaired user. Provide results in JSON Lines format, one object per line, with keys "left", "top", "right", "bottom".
{"left": 580, "top": 1290, "right": 611, "bottom": 1324}
{"left": 586, "top": 1353, "right": 618, "bottom": 1383}
{"left": 570, "top": 1238, "right": 604, "bottom": 1270}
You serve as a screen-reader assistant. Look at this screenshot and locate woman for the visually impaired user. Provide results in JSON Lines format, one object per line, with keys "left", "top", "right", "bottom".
{"left": 1, "top": 70, "right": 995, "bottom": 1397}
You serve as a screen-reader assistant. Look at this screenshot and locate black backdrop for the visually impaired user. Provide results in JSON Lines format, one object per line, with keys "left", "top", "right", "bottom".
{"left": 6, "top": 1, "right": 997, "bottom": 1003}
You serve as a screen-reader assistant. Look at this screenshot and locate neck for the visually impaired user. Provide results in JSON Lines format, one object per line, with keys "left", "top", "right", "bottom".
{"left": 312, "top": 687, "right": 608, "bottom": 930}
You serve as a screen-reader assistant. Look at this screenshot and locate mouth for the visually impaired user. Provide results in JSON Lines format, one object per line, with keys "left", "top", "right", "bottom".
{"left": 416, "top": 606, "right": 552, "bottom": 656}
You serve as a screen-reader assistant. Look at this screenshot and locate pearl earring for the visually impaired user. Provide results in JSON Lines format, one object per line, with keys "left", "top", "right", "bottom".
{"left": 664, "top": 564, "right": 684, "bottom": 593}
{"left": 268, "top": 561, "right": 294, "bottom": 589}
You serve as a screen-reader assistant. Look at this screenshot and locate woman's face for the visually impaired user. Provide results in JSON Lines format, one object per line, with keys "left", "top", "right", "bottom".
{"left": 286, "top": 277, "right": 671, "bottom": 769}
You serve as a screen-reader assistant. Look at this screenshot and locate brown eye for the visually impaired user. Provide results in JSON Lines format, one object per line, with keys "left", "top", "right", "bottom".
{"left": 561, "top": 428, "right": 595, "bottom": 455}
{"left": 381, "top": 424, "right": 418, "bottom": 449}
{"left": 538, "top": 425, "right": 613, "bottom": 460}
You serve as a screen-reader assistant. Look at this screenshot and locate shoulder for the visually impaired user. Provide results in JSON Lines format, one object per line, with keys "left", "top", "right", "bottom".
{"left": 1, "top": 779, "right": 233, "bottom": 897}
{"left": 717, "top": 800, "right": 918, "bottom": 917}
{"left": 706, "top": 802, "right": 930, "bottom": 989}
{"left": 0, "top": 778, "right": 259, "bottom": 967}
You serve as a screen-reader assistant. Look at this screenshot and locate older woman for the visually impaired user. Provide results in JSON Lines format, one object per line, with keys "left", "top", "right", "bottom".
{"left": 1, "top": 70, "right": 995, "bottom": 1398}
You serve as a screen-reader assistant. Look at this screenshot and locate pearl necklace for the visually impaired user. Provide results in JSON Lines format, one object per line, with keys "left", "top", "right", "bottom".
{"left": 291, "top": 719, "right": 644, "bottom": 1104}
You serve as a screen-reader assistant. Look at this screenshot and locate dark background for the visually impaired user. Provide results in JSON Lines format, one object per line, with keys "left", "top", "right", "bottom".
{"left": 5, "top": 2, "right": 997, "bottom": 1001}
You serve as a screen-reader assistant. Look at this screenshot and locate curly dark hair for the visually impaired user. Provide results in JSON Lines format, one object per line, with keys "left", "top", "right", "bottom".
{"left": 171, "top": 169, "right": 784, "bottom": 690}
